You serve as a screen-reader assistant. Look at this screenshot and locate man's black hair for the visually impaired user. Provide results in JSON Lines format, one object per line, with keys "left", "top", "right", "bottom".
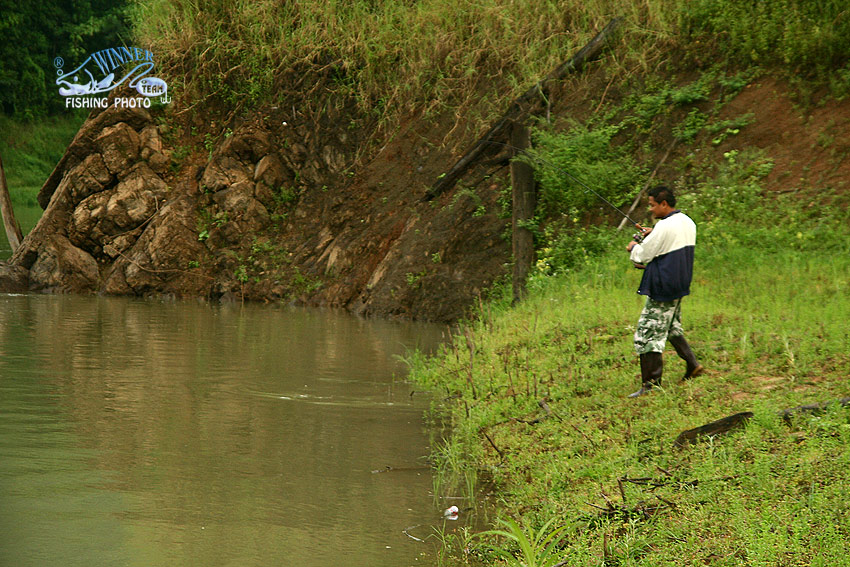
{"left": 648, "top": 185, "right": 676, "bottom": 207}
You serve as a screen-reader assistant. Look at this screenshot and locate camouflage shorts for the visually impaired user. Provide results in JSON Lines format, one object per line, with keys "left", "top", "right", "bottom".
{"left": 634, "top": 297, "right": 684, "bottom": 355}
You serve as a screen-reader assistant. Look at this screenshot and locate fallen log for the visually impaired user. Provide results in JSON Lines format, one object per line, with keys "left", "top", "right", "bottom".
{"left": 673, "top": 411, "right": 754, "bottom": 448}
{"left": 674, "top": 397, "right": 850, "bottom": 448}
{"left": 423, "top": 17, "right": 623, "bottom": 202}
{"left": 778, "top": 397, "right": 850, "bottom": 422}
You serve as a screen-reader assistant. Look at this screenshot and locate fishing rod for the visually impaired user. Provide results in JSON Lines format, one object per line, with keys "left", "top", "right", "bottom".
{"left": 483, "top": 140, "right": 647, "bottom": 241}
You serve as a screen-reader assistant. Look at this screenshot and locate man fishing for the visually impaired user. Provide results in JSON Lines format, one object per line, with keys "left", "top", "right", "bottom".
{"left": 625, "top": 185, "right": 704, "bottom": 398}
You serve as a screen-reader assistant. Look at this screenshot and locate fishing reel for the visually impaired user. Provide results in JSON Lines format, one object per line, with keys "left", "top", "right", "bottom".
{"left": 631, "top": 226, "right": 648, "bottom": 269}
{"left": 632, "top": 225, "right": 651, "bottom": 244}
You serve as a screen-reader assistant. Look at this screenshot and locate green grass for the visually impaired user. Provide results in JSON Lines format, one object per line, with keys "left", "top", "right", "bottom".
{"left": 131, "top": 0, "right": 617, "bottom": 131}
{"left": 0, "top": 113, "right": 85, "bottom": 256}
{"left": 0, "top": 113, "right": 85, "bottom": 209}
{"left": 130, "top": 0, "right": 850, "bottom": 135}
{"left": 409, "top": 151, "right": 850, "bottom": 565}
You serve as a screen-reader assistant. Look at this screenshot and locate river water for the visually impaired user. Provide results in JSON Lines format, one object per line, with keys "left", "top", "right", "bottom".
{"left": 0, "top": 293, "right": 455, "bottom": 567}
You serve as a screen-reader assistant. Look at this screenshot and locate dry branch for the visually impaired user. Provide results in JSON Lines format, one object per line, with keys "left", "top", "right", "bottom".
{"left": 423, "top": 17, "right": 623, "bottom": 202}
{"left": 617, "top": 138, "right": 679, "bottom": 231}
{"left": 512, "top": 397, "right": 562, "bottom": 425}
{"left": 0, "top": 153, "right": 23, "bottom": 252}
{"left": 483, "top": 431, "right": 506, "bottom": 460}
{"left": 778, "top": 396, "right": 850, "bottom": 422}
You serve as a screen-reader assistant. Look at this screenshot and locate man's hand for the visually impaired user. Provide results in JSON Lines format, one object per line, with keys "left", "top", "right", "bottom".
{"left": 629, "top": 224, "right": 652, "bottom": 267}
{"left": 636, "top": 224, "right": 652, "bottom": 237}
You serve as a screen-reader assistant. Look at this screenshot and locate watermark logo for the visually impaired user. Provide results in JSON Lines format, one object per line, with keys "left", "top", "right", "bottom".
{"left": 55, "top": 47, "right": 171, "bottom": 109}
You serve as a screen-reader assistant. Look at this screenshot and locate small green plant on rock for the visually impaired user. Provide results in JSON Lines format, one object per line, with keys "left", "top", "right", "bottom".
{"left": 197, "top": 209, "right": 229, "bottom": 241}
{"left": 405, "top": 270, "right": 427, "bottom": 289}
{"left": 291, "top": 267, "right": 321, "bottom": 295}
{"left": 171, "top": 144, "right": 192, "bottom": 171}
{"left": 274, "top": 186, "right": 299, "bottom": 207}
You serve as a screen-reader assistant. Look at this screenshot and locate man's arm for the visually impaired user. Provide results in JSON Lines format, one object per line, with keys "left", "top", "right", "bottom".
{"left": 628, "top": 224, "right": 666, "bottom": 265}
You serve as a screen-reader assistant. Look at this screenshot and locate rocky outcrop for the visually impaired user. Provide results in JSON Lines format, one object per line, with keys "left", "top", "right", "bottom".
{"left": 0, "top": 263, "right": 28, "bottom": 292}
{"left": 13, "top": 103, "right": 225, "bottom": 297}
{"left": 4, "top": 100, "right": 510, "bottom": 322}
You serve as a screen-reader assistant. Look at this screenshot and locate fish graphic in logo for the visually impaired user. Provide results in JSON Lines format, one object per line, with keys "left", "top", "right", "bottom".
{"left": 55, "top": 57, "right": 112, "bottom": 95}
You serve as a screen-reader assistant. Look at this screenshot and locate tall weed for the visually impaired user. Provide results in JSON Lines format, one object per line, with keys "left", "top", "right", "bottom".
{"left": 131, "top": 0, "right": 850, "bottom": 127}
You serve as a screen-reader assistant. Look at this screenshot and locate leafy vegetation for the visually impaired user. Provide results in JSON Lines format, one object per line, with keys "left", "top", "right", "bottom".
{"left": 529, "top": 123, "right": 642, "bottom": 221}
{"left": 475, "top": 517, "right": 568, "bottom": 567}
{"left": 521, "top": 68, "right": 764, "bottom": 276}
{"left": 678, "top": 0, "right": 850, "bottom": 78}
{"left": 0, "top": 0, "right": 131, "bottom": 117}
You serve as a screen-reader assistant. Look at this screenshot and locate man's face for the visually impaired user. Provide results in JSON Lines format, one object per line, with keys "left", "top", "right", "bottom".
{"left": 648, "top": 196, "right": 669, "bottom": 219}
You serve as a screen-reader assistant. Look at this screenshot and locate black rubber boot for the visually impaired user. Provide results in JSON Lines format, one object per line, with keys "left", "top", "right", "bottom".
{"left": 668, "top": 335, "right": 704, "bottom": 380}
{"left": 628, "top": 351, "right": 664, "bottom": 398}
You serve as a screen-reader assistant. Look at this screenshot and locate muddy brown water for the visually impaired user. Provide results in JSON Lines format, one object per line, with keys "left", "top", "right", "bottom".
{"left": 0, "top": 293, "right": 467, "bottom": 566}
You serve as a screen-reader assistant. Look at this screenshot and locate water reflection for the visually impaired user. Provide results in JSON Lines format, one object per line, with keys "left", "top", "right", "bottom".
{"left": 0, "top": 294, "right": 448, "bottom": 566}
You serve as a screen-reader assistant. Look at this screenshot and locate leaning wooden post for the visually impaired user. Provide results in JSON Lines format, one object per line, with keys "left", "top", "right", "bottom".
{"left": 0, "top": 152, "right": 23, "bottom": 253}
{"left": 510, "top": 121, "right": 536, "bottom": 304}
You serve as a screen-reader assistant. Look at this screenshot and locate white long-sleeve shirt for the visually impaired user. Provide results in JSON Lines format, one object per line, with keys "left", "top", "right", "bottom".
{"left": 629, "top": 210, "right": 696, "bottom": 301}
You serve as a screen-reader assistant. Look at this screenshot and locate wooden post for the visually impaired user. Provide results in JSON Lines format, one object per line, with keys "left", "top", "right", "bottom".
{"left": 510, "top": 121, "right": 536, "bottom": 304}
{"left": 0, "top": 153, "right": 23, "bottom": 253}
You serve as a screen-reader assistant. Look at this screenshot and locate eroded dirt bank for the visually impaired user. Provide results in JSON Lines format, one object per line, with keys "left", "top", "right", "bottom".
{"left": 3, "top": 77, "right": 849, "bottom": 322}
{"left": 0, "top": 95, "right": 511, "bottom": 322}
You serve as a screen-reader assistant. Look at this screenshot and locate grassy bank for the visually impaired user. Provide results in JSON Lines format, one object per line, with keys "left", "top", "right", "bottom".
{"left": 0, "top": 114, "right": 86, "bottom": 253}
{"left": 131, "top": 0, "right": 850, "bottom": 136}
{"left": 409, "top": 150, "right": 850, "bottom": 565}
{"left": 0, "top": 113, "right": 86, "bottom": 209}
